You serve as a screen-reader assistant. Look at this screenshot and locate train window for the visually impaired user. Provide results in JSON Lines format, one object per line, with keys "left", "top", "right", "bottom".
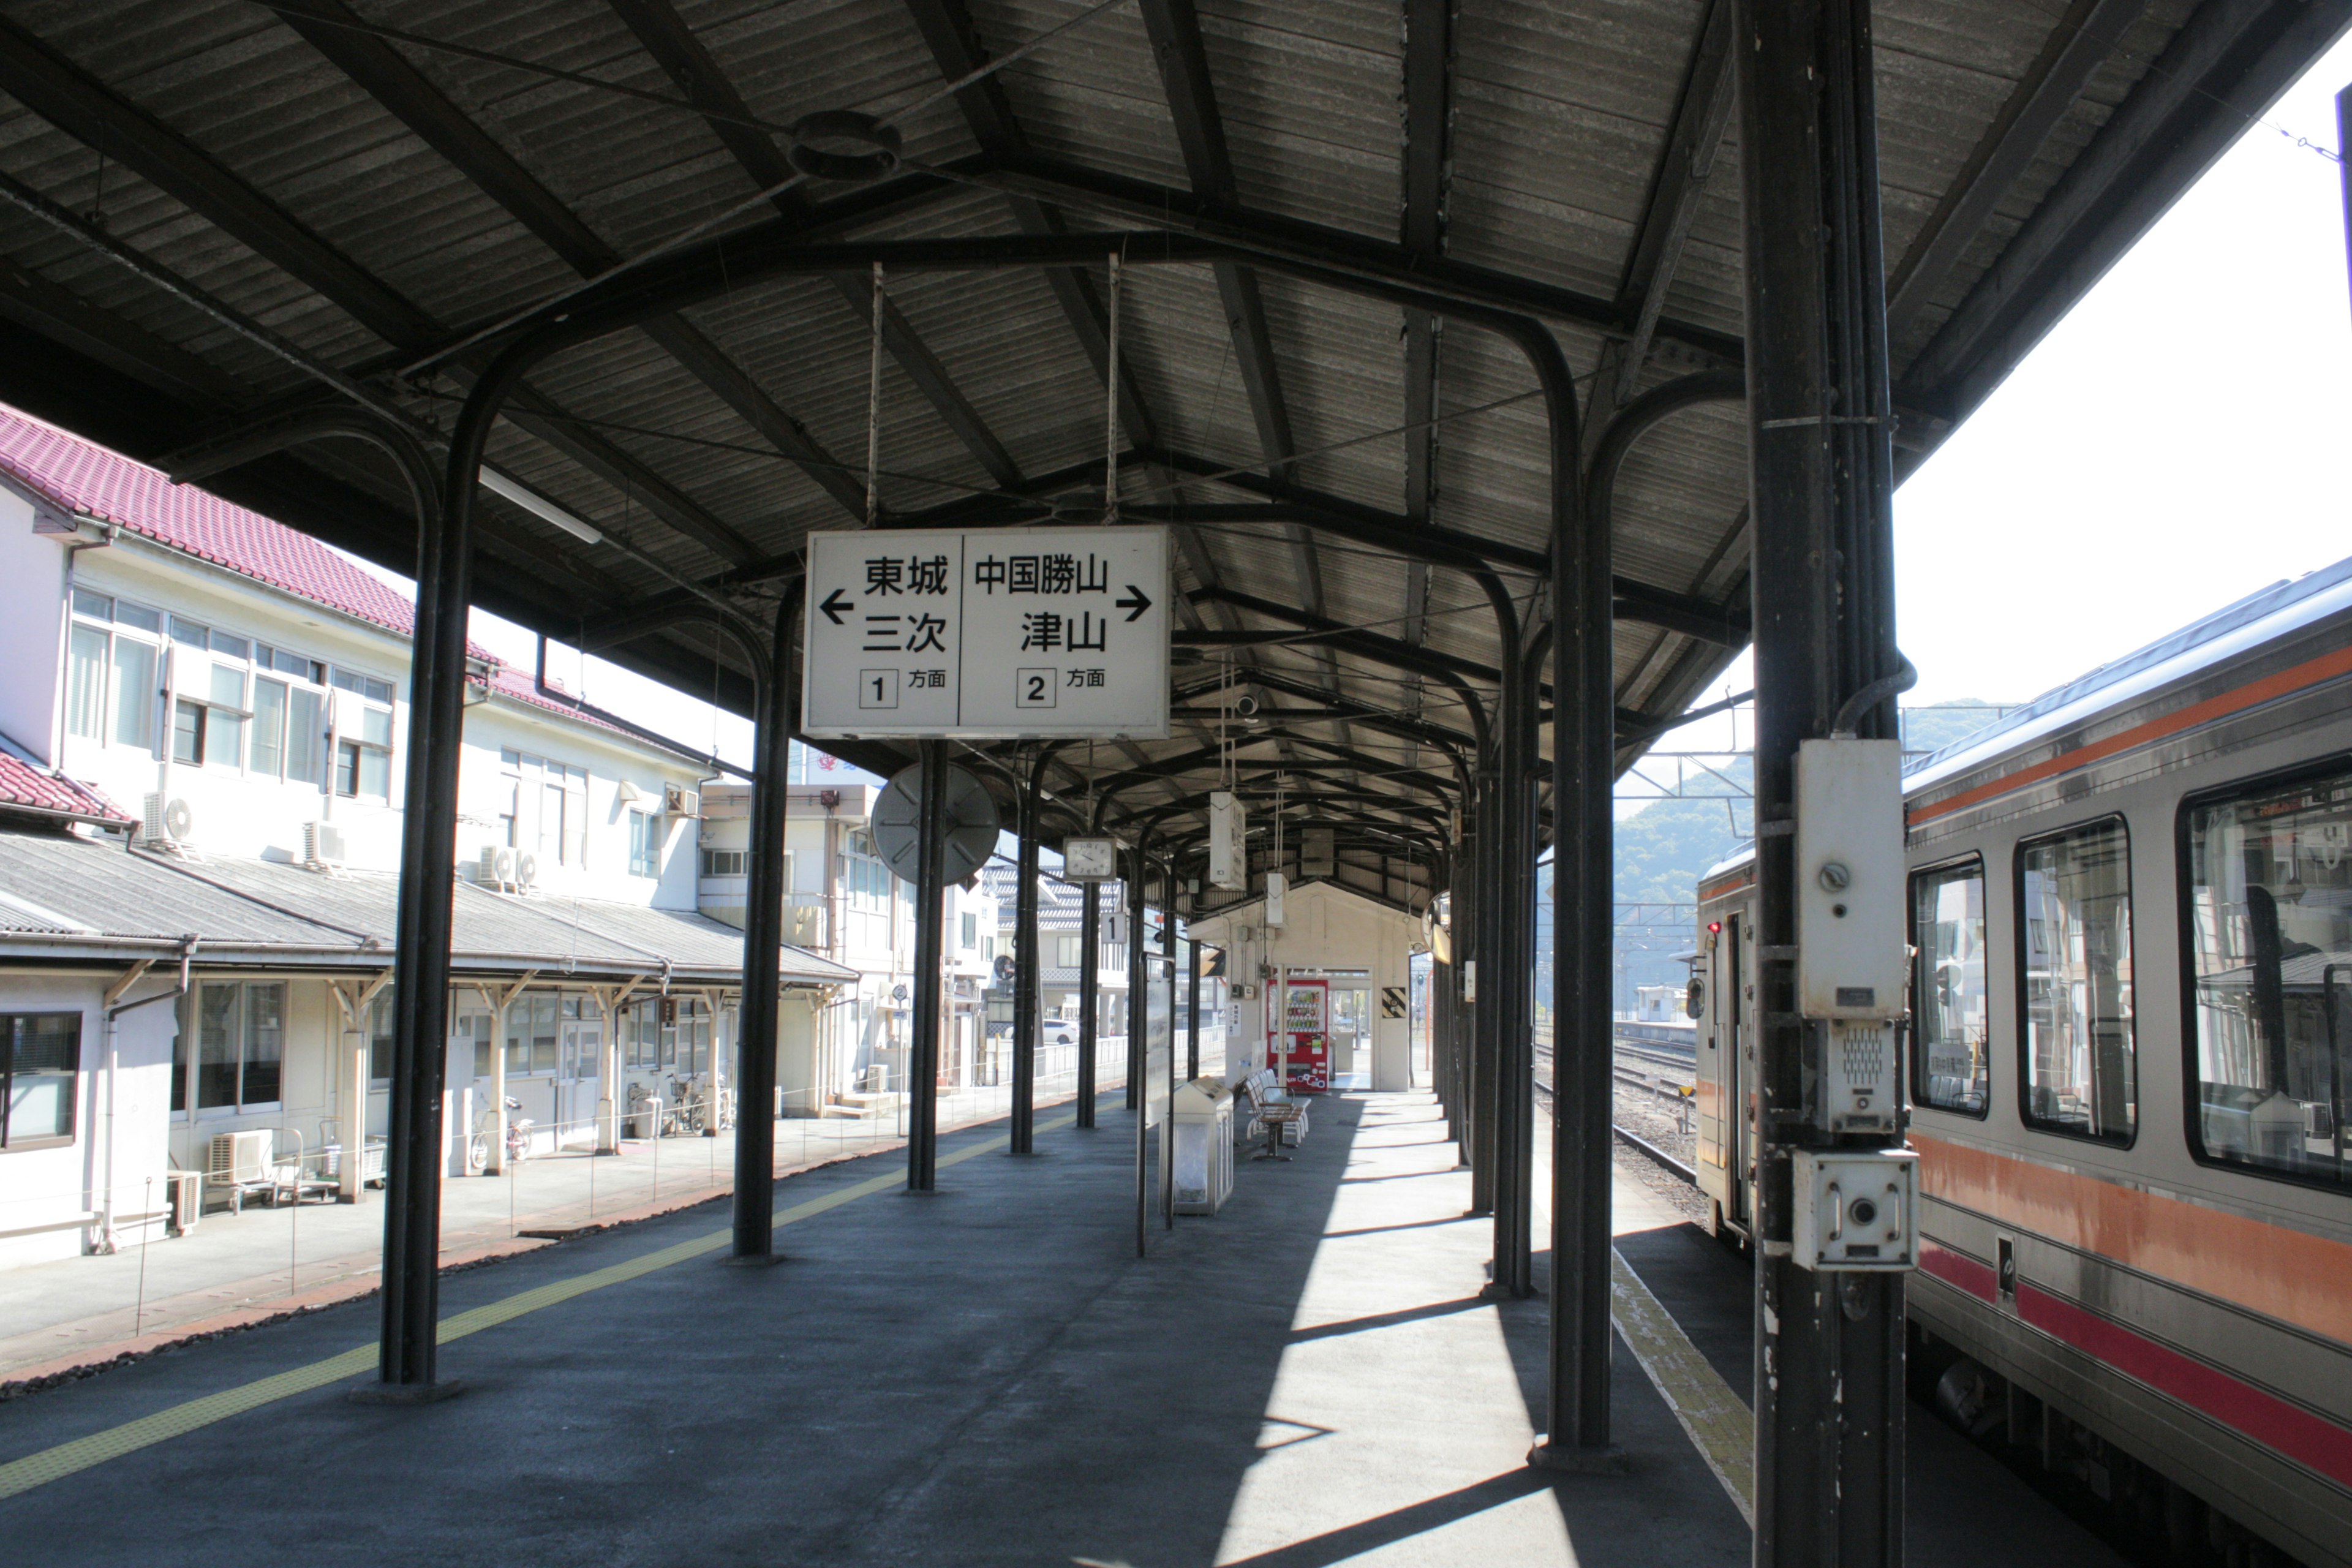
{"left": 2016, "top": 819, "right": 2136, "bottom": 1144}
{"left": 1911, "top": 859, "right": 1989, "bottom": 1115}
{"left": 2184, "top": 769, "right": 2352, "bottom": 1189}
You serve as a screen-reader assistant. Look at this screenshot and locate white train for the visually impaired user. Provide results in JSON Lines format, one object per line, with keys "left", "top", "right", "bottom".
{"left": 1692, "top": 560, "right": 2352, "bottom": 1566}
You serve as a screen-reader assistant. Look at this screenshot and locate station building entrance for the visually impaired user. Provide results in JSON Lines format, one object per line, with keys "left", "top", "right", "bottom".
{"left": 1185, "top": 880, "right": 1421, "bottom": 1094}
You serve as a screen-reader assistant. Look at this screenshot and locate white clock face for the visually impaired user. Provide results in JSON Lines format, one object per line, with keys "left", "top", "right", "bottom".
{"left": 1064, "top": 838, "right": 1117, "bottom": 880}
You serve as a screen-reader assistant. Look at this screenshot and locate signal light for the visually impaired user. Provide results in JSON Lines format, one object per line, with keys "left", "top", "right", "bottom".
{"left": 1707, "top": 921, "right": 1722, "bottom": 934}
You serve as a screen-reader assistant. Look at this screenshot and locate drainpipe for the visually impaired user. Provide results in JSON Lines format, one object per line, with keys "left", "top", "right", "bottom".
{"left": 98, "top": 936, "right": 196, "bottom": 1253}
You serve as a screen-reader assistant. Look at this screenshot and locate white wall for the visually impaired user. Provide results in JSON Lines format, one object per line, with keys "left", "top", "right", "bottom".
{"left": 0, "top": 971, "right": 177, "bottom": 1272}
{"left": 455, "top": 699, "right": 704, "bottom": 910}
{"left": 1192, "top": 882, "right": 1422, "bottom": 1090}
{"left": 0, "top": 488, "right": 63, "bottom": 762}
{"left": 57, "top": 536, "right": 411, "bottom": 869}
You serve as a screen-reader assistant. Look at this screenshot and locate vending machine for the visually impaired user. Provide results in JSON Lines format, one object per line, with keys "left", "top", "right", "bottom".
{"left": 1272, "top": 976, "right": 1331, "bottom": 1093}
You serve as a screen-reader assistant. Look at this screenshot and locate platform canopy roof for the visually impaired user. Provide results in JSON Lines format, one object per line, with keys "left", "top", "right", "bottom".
{"left": 0, "top": 0, "right": 2340, "bottom": 914}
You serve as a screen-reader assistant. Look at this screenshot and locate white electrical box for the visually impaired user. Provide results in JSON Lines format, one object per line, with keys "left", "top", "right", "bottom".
{"left": 1208, "top": 791, "right": 1247, "bottom": 889}
{"left": 1795, "top": 737, "right": 1907, "bottom": 1020}
{"left": 1792, "top": 1148, "right": 1918, "bottom": 1271}
{"left": 1264, "top": 870, "right": 1286, "bottom": 927}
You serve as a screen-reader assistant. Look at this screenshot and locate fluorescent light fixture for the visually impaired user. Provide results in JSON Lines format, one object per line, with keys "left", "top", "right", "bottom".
{"left": 480, "top": 466, "right": 602, "bottom": 545}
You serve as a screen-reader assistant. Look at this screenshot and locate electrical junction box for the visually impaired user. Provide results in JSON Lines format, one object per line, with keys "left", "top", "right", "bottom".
{"left": 1792, "top": 1148, "right": 1918, "bottom": 1272}
{"left": 1208, "top": 792, "right": 1247, "bottom": 889}
{"left": 1795, "top": 737, "right": 1907, "bottom": 1021}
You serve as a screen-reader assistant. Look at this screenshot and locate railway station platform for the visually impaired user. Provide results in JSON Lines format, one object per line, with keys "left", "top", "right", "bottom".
{"left": 0, "top": 1090, "right": 2119, "bottom": 1566}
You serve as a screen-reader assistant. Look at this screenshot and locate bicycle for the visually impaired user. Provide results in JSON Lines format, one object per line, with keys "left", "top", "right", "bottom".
{"left": 469, "top": 1097, "right": 532, "bottom": 1170}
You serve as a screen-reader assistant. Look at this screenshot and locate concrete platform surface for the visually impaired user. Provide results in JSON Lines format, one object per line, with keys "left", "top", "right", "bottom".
{"left": 1, "top": 1090, "right": 1749, "bottom": 1567}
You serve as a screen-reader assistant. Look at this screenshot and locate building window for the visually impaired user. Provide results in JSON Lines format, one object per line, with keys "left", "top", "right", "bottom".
{"left": 2018, "top": 818, "right": 2135, "bottom": 1144}
{"left": 1057, "top": 935, "right": 1084, "bottom": 968}
{"left": 336, "top": 703, "right": 392, "bottom": 799}
{"left": 1911, "top": 859, "right": 1989, "bottom": 1115}
{"left": 506, "top": 992, "right": 559, "bottom": 1076}
{"left": 63, "top": 592, "right": 168, "bottom": 755}
{"left": 173, "top": 698, "right": 206, "bottom": 764}
{"left": 2185, "top": 766, "right": 2352, "bottom": 1189}
{"left": 628, "top": 810, "right": 658, "bottom": 878}
{"left": 2, "top": 1013, "right": 80, "bottom": 1148}
{"left": 66, "top": 623, "right": 108, "bottom": 740}
{"left": 701, "top": 849, "right": 747, "bottom": 877}
{"left": 499, "top": 750, "right": 587, "bottom": 865}
{"left": 113, "top": 637, "right": 157, "bottom": 749}
{"left": 843, "top": 832, "right": 892, "bottom": 909}
{"left": 195, "top": 981, "right": 284, "bottom": 1112}
{"left": 241, "top": 655, "right": 327, "bottom": 786}
{"left": 369, "top": 990, "right": 396, "bottom": 1083}
{"left": 962, "top": 911, "right": 978, "bottom": 949}
{"left": 203, "top": 662, "right": 247, "bottom": 767}
{"left": 623, "top": 997, "right": 712, "bottom": 1076}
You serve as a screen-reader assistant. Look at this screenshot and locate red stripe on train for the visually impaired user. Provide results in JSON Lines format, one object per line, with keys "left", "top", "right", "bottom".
{"left": 1918, "top": 1243, "right": 2352, "bottom": 1488}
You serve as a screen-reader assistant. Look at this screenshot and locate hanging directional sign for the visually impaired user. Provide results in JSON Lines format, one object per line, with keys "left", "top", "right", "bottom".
{"left": 801, "top": 526, "right": 1170, "bottom": 740}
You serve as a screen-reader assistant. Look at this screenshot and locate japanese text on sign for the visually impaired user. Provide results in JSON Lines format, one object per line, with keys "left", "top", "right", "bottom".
{"left": 801, "top": 527, "right": 1170, "bottom": 740}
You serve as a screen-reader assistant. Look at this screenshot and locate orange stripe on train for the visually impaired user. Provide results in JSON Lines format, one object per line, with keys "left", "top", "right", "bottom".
{"left": 1906, "top": 643, "right": 2352, "bottom": 827}
{"left": 1915, "top": 1133, "right": 2352, "bottom": 1349}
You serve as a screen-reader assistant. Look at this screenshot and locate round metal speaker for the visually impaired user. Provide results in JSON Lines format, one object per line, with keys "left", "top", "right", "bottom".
{"left": 870, "top": 763, "right": 1000, "bottom": 886}
{"left": 785, "top": 111, "right": 902, "bottom": 182}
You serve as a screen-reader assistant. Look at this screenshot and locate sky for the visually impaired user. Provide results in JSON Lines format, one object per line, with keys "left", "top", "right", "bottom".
{"left": 353, "top": 32, "right": 2352, "bottom": 791}
{"left": 1629, "top": 30, "right": 2352, "bottom": 777}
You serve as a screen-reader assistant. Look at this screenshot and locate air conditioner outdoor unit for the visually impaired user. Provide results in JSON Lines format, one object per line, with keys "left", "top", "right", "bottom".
{"left": 665, "top": 783, "right": 702, "bottom": 818}
{"left": 476, "top": 845, "right": 519, "bottom": 889}
{"left": 141, "top": 793, "right": 194, "bottom": 851}
{"left": 207, "top": 1129, "right": 273, "bottom": 1186}
{"left": 514, "top": 851, "right": 540, "bottom": 888}
{"left": 303, "top": 821, "right": 346, "bottom": 869}
{"left": 165, "top": 1170, "right": 203, "bottom": 1235}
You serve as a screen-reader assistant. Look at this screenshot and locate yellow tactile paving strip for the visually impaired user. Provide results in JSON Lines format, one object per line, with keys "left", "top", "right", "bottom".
{"left": 1611, "top": 1248, "right": 1754, "bottom": 1523}
{"left": 0, "top": 1118, "right": 1063, "bottom": 1502}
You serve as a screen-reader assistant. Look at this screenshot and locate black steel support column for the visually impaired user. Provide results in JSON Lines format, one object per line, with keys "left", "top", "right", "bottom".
{"left": 729, "top": 588, "right": 794, "bottom": 1258}
{"left": 368, "top": 429, "right": 465, "bottom": 1400}
{"left": 1453, "top": 818, "right": 1477, "bottom": 1172}
{"left": 1186, "top": 925, "right": 1202, "bottom": 1080}
{"left": 1738, "top": 1, "right": 1907, "bottom": 1558}
{"left": 908, "top": 740, "right": 949, "bottom": 1192}
{"left": 1126, "top": 847, "right": 1147, "bottom": 1112}
{"left": 1466, "top": 767, "right": 1498, "bottom": 1217}
{"left": 1540, "top": 368, "right": 1619, "bottom": 1466}
{"left": 1489, "top": 627, "right": 1536, "bottom": 1298}
{"left": 1078, "top": 880, "right": 1101, "bottom": 1127}
{"left": 1011, "top": 753, "right": 1042, "bottom": 1154}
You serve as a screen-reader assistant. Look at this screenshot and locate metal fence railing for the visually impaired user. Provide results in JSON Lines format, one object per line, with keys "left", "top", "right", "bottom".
{"left": 0, "top": 1036, "right": 1142, "bottom": 1379}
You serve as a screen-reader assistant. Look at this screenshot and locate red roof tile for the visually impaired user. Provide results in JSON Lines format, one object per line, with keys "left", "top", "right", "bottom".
{"left": 0, "top": 404, "right": 499, "bottom": 662}
{"left": 0, "top": 751, "right": 130, "bottom": 824}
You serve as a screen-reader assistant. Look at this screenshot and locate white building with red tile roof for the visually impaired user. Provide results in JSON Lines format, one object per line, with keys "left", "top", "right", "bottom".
{"left": 0, "top": 400, "right": 708, "bottom": 905}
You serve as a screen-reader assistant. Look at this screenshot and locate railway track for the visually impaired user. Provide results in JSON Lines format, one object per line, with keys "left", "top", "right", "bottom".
{"left": 1529, "top": 1052, "right": 1702, "bottom": 1191}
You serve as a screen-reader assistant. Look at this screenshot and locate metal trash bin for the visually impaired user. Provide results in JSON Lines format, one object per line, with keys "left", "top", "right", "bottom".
{"left": 1172, "top": 1077, "right": 1236, "bottom": 1215}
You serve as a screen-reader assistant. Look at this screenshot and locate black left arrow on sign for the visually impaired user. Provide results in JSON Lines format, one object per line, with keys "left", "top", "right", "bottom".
{"left": 818, "top": 587, "right": 854, "bottom": 625}
{"left": 1115, "top": 584, "right": 1153, "bottom": 623}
